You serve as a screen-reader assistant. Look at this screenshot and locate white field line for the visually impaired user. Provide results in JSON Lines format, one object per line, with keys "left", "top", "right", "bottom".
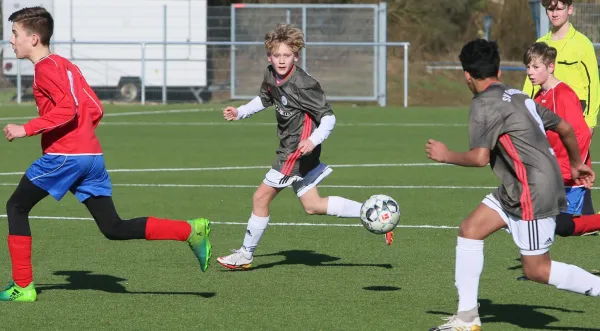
{"left": 0, "top": 183, "right": 497, "bottom": 189}
{"left": 2, "top": 182, "right": 600, "bottom": 190}
{"left": 98, "top": 121, "right": 468, "bottom": 127}
{"left": 0, "top": 214, "right": 458, "bottom": 229}
{"left": 0, "top": 163, "right": 450, "bottom": 176}
{"left": 0, "top": 107, "right": 465, "bottom": 127}
{"left": 0, "top": 108, "right": 214, "bottom": 121}
{"left": 3, "top": 161, "right": 600, "bottom": 176}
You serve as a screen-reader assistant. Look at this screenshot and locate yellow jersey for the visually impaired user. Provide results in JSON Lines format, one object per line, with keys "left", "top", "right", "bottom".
{"left": 523, "top": 24, "right": 599, "bottom": 128}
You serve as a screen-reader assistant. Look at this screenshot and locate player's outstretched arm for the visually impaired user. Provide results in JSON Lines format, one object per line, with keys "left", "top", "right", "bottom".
{"left": 553, "top": 120, "right": 595, "bottom": 187}
{"left": 3, "top": 124, "right": 26, "bottom": 142}
{"left": 426, "top": 139, "right": 489, "bottom": 167}
{"left": 223, "top": 106, "right": 239, "bottom": 121}
{"left": 223, "top": 96, "right": 267, "bottom": 121}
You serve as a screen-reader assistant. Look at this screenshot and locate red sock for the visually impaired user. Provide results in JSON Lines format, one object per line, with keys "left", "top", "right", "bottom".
{"left": 573, "top": 214, "right": 600, "bottom": 235}
{"left": 145, "top": 217, "right": 191, "bottom": 241}
{"left": 8, "top": 235, "right": 33, "bottom": 288}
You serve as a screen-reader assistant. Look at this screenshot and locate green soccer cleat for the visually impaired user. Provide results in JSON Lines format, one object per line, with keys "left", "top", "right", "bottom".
{"left": 186, "top": 218, "right": 212, "bottom": 272}
{"left": 0, "top": 281, "right": 37, "bottom": 302}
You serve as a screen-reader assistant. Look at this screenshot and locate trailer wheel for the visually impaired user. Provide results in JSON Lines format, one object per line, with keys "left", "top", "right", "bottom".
{"left": 116, "top": 77, "right": 141, "bottom": 102}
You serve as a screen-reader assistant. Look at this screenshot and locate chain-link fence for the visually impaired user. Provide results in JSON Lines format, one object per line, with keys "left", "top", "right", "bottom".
{"left": 0, "top": 3, "right": 408, "bottom": 107}
{"left": 569, "top": 3, "right": 600, "bottom": 69}
{"left": 230, "top": 4, "right": 380, "bottom": 101}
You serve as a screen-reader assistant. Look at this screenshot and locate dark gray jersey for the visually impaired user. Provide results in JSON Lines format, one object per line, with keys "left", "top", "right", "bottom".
{"left": 259, "top": 65, "right": 334, "bottom": 176}
{"left": 469, "top": 83, "right": 566, "bottom": 220}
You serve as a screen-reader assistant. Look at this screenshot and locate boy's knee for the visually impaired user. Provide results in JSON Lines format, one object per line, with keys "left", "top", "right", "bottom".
{"left": 458, "top": 222, "right": 479, "bottom": 239}
{"left": 100, "top": 229, "right": 120, "bottom": 240}
{"left": 522, "top": 264, "right": 550, "bottom": 283}
{"left": 522, "top": 257, "right": 551, "bottom": 284}
{"left": 6, "top": 195, "right": 32, "bottom": 215}
{"left": 99, "top": 225, "right": 126, "bottom": 240}
{"left": 96, "top": 218, "right": 125, "bottom": 240}
{"left": 302, "top": 205, "right": 319, "bottom": 215}
{"left": 252, "top": 190, "right": 271, "bottom": 208}
{"left": 555, "top": 214, "right": 575, "bottom": 237}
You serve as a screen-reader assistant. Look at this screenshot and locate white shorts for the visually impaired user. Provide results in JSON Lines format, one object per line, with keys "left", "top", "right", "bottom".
{"left": 482, "top": 194, "right": 556, "bottom": 256}
{"left": 263, "top": 163, "right": 333, "bottom": 197}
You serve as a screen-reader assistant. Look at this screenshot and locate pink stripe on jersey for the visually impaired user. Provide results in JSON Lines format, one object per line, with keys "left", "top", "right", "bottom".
{"left": 499, "top": 134, "right": 534, "bottom": 220}
{"left": 281, "top": 113, "right": 313, "bottom": 176}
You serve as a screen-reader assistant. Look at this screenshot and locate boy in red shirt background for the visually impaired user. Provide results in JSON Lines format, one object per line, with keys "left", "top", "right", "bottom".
{"left": 525, "top": 42, "right": 600, "bottom": 237}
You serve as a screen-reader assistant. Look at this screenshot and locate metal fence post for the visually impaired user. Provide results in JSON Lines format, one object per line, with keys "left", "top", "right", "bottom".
{"left": 16, "top": 60, "right": 21, "bottom": 104}
{"left": 230, "top": 5, "right": 237, "bottom": 99}
{"left": 162, "top": 4, "right": 167, "bottom": 105}
{"left": 70, "top": 0, "right": 74, "bottom": 59}
{"left": 404, "top": 44, "right": 409, "bottom": 108}
{"left": 302, "top": 6, "right": 307, "bottom": 71}
{"left": 373, "top": 6, "right": 379, "bottom": 104}
{"left": 538, "top": 0, "right": 549, "bottom": 37}
{"left": 141, "top": 43, "right": 146, "bottom": 105}
{"left": 378, "top": 2, "right": 387, "bottom": 107}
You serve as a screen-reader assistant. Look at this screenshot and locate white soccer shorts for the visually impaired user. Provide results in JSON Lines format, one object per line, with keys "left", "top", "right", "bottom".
{"left": 482, "top": 193, "right": 556, "bottom": 256}
{"left": 263, "top": 162, "right": 332, "bottom": 197}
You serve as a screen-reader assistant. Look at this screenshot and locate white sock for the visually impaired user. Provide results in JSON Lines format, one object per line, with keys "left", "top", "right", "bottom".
{"left": 241, "top": 213, "right": 270, "bottom": 255}
{"left": 549, "top": 260, "right": 600, "bottom": 296}
{"left": 456, "top": 237, "right": 484, "bottom": 312}
{"left": 326, "top": 196, "right": 361, "bottom": 218}
{"left": 457, "top": 306, "right": 479, "bottom": 323}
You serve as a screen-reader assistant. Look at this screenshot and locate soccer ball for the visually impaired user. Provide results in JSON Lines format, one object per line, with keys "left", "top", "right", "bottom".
{"left": 360, "top": 194, "right": 401, "bottom": 234}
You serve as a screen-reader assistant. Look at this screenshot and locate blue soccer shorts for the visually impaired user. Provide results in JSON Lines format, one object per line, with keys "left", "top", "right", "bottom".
{"left": 564, "top": 186, "right": 586, "bottom": 216}
{"left": 26, "top": 154, "right": 112, "bottom": 202}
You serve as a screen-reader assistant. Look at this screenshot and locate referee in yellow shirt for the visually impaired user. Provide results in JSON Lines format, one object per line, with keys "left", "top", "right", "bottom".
{"left": 524, "top": 0, "right": 599, "bottom": 214}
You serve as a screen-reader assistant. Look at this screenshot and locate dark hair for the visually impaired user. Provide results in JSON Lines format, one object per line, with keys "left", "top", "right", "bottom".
{"left": 8, "top": 7, "right": 53, "bottom": 46}
{"left": 458, "top": 39, "right": 500, "bottom": 79}
{"left": 542, "top": 0, "right": 572, "bottom": 9}
{"left": 523, "top": 42, "right": 557, "bottom": 66}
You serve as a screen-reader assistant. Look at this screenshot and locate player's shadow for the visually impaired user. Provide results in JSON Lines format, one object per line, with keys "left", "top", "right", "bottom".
{"left": 507, "top": 258, "right": 523, "bottom": 271}
{"left": 363, "top": 286, "right": 401, "bottom": 291}
{"left": 36, "top": 271, "right": 215, "bottom": 298}
{"left": 427, "top": 298, "right": 598, "bottom": 330}
{"left": 248, "top": 250, "right": 393, "bottom": 270}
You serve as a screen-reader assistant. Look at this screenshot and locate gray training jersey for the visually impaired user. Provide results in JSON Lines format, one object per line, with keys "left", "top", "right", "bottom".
{"left": 469, "top": 83, "right": 566, "bottom": 220}
{"left": 258, "top": 65, "right": 334, "bottom": 176}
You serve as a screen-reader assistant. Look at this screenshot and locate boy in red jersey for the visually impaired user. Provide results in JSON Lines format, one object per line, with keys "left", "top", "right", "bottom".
{"left": 525, "top": 42, "right": 600, "bottom": 237}
{"left": 1, "top": 7, "right": 211, "bottom": 302}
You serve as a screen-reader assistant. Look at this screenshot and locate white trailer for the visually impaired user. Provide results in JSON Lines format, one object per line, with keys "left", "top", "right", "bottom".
{"left": 2, "top": 0, "right": 210, "bottom": 102}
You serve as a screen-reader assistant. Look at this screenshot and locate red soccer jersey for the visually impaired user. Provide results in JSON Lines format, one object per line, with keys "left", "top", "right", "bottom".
{"left": 23, "top": 54, "right": 103, "bottom": 155}
{"left": 534, "top": 81, "right": 591, "bottom": 185}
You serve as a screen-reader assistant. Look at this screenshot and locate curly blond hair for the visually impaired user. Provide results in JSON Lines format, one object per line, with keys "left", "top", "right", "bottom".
{"left": 264, "top": 23, "right": 305, "bottom": 55}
